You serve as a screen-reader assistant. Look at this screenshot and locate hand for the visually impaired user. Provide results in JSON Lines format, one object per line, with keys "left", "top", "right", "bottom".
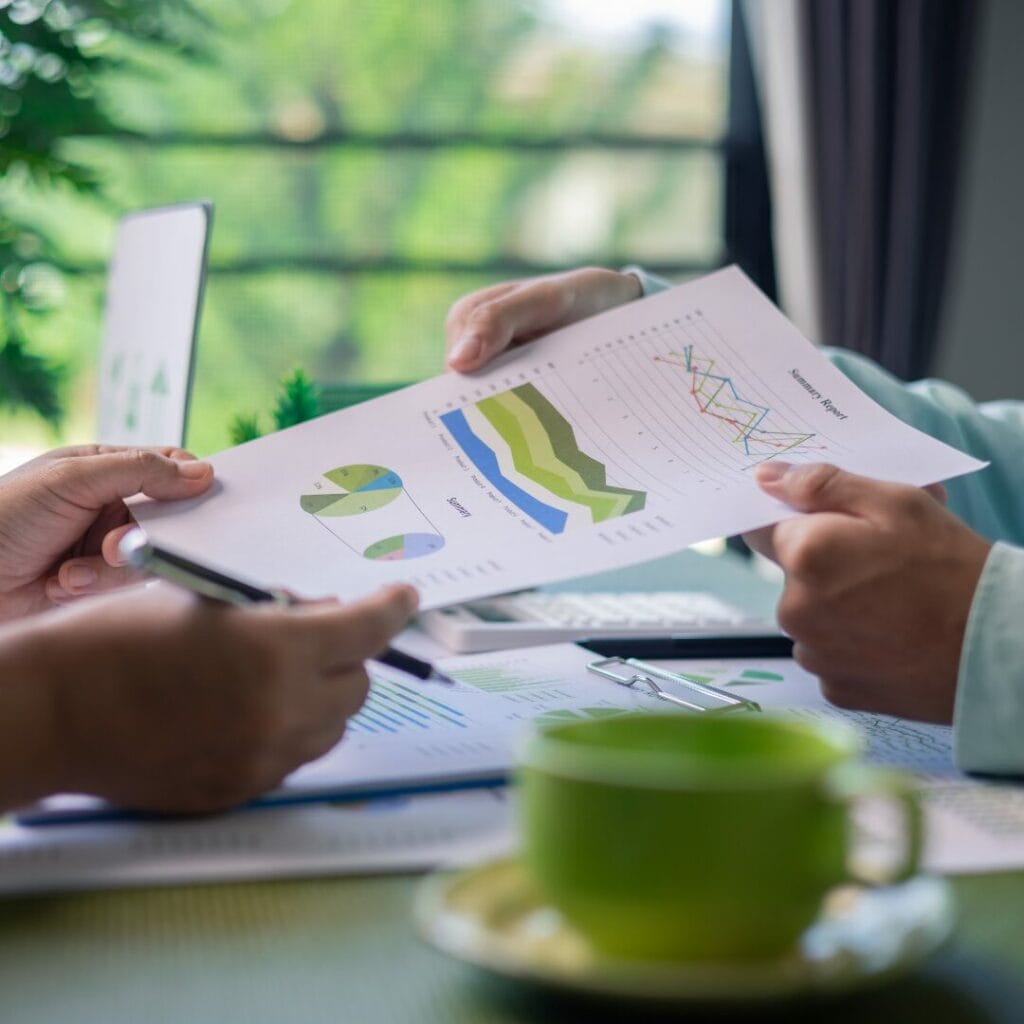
{"left": 445, "top": 267, "right": 642, "bottom": 372}
{"left": 0, "top": 445, "right": 214, "bottom": 620}
{"left": 0, "top": 581, "right": 418, "bottom": 813}
{"left": 743, "top": 462, "right": 992, "bottom": 723}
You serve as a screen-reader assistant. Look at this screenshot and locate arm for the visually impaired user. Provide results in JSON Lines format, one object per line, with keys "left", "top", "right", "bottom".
{"left": 0, "top": 626, "right": 61, "bottom": 809}
{"left": 954, "top": 542, "right": 1024, "bottom": 774}
{"left": 0, "top": 582, "right": 417, "bottom": 813}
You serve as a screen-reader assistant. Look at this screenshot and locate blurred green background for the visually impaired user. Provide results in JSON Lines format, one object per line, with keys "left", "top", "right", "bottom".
{"left": 0, "top": 0, "right": 728, "bottom": 458}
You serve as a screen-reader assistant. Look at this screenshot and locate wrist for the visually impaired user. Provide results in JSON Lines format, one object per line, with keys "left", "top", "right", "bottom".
{"left": 0, "top": 621, "right": 66, "bottom": 809}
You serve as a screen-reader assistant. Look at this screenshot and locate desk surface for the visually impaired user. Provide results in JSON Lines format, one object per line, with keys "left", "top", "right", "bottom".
{"left": 4, "top": 550, "right": 1023, "bottom": 1024}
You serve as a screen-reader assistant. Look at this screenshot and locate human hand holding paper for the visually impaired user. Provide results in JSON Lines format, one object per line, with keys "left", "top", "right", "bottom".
{"left": 744, "top": 462, "right": 991, "bottom": 723}
{"left": 0, "top": 445, "right": 213, "bottom": 620}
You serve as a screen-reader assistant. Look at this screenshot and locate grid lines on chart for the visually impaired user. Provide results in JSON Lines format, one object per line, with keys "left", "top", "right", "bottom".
{"left": 574, "top": 311, "right": 851, "bottom": 488}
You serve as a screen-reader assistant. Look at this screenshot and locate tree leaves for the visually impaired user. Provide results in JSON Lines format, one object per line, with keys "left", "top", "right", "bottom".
{"left": 0, "top": 0, "right": 200, "bottom": 424}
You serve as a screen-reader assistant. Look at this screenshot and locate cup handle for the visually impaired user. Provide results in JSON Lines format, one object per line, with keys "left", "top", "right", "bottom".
{"left": 825, "top": 764, "right": 923, "bottom": 885}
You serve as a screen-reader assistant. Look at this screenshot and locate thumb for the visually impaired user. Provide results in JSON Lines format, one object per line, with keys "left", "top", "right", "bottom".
{"left": 447, "top": 281, "right": 565, "bottom": 371}
{"left": 59, "top": 449, "right": 214, "bottom": 510}
{"left": 754, "top": 462, "right": 894, "bottom": 517}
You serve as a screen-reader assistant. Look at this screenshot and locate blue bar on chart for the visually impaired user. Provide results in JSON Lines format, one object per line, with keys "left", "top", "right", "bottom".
{"left": 347, "top": 679, "right": 469, "bottom": 735}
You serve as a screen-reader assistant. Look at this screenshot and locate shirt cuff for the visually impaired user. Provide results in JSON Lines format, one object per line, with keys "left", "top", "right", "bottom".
{"left": 953, "top": 541, "right": 1024, "bottom": 775}
{"left": 620, "top": 265, "right": 672, "bottom": 297}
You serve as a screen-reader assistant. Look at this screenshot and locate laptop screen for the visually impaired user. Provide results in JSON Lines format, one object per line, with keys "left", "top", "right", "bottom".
{"left": 96, "top": 202, "right": 212, "bottom": 448}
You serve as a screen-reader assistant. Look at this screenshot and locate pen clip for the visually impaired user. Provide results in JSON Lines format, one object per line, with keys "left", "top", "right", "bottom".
{"left": 587, "top": 657, "right": 760, "bottom": 714}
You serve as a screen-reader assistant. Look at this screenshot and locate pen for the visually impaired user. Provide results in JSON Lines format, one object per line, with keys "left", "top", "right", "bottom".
{"left": 577, "top": 634, "right": 794, "bottom": 660}
{"left": 119, "top": 529, "right": 453, "bottom": 686}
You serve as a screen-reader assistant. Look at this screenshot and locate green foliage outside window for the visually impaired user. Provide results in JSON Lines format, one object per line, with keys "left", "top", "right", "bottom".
{"left": 0, "top": 0, "right": 200, "bottom": 427}
{"left": 1, "top": 0, "right": 727, "bottom": 457}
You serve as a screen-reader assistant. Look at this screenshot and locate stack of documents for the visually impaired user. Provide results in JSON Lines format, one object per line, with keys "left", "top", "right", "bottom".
{"left": 11, "top": 643, "right": 1024, "bottom": 892}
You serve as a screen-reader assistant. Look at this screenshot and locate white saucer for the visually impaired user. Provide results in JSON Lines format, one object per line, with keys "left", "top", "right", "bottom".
{"left": 414, "top": 857, "right": 955, "bottom": 1005}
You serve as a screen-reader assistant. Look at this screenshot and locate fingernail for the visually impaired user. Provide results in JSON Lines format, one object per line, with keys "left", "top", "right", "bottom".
{"left": 449, "top": 333, "right": 481, "bottom": 367}
{"left": 66, "top": 565, "right": 98, "bottom": 590}
{"left": 178, "top": 460, "right": 211, "bottom": 479}
{"left": 756, "top": 461, "right": 793, "bottom": 484}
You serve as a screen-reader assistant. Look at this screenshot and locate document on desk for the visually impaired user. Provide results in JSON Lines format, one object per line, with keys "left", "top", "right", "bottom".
{"left": 294, "top": 642, "right": 1024, "bottom": 877}
{"left": 0, "top": 789, "right": 513, "bottom": 896}
{"left": 654, "top": 653, "right": 1024, "bottom": 876}
{"left": 15, "top": 643, "right": 1024, "bottom": 888}
{"left": 130, "top": 266, "right": 984, "bottom": 610}
{"left": 22, "top": 649, "right": 688, "bottom": 827}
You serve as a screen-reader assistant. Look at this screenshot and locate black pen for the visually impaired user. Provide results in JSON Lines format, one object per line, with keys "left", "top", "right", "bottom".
{"left": 119, "top": 529, "right": 452, "bottom": 685}
{"left": 577, "top": 634, "right": 794, "bottom": 660}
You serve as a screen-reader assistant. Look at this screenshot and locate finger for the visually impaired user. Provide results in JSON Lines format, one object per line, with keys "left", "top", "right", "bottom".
{"left": 923, "top": 482, "right": 948, "bottom": 505}
{"left": 44, "top": 576, "right": 74, "bottom": 605}
{"left": 446, "top": 268, "right": 640, "bottom": 372}
{"left": 101, "top": 523, "right": 137, "bottom": 566}
{"left": 290, "top": 584, "right": 420, "bottom": 668}
{"left": 319, "top": 664, "right": 373, "bottom": 726}
{"left": 72, "top": 504, "right": 134, "bottom": 561}
{"left": 447, "top": 278, "right": 570, "bottom": 371}
{"left": 741, "top": 524, "right": 778, "bottom": 562}
{"left": 769, "top": 511, "right": 878, "bottom": 588}
{"left": 54, "top": 449, "right": 214, "bottom": 510}
{"left": 54, "top": 444, "right": 200, "bottom": 462}
{"left": 55, "top": 555, "right": 145, "bottom": 596}
{"left": 445, "top": 281, "right": 519, "bottom": 349}
{"left": 754, "top": 462, "right": 907, "bottom": 520}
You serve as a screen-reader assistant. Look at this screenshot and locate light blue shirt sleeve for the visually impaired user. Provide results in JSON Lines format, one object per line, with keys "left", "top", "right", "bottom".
{"left": 822, "top": 351, "right": 1024, "bottom": 776}
{"left": 625, "top": 266, "right": 1024, "bottom": 773}
{"left": 822, "top": 349, "right": 1024, "bottom": 547}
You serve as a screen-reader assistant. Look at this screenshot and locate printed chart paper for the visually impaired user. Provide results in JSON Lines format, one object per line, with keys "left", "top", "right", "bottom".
{"left": 18, "top": 644, "right": 1024, "bottom": 883}
{"left": 0, "top": 789, "right": 511, "bottom": 896}
{"left": 132, "top": 266, "right": 984, "bottom": 608}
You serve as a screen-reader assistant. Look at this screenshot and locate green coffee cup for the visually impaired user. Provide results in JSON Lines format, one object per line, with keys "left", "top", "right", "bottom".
{"left": 519, "top": 713, "right": 921, "bottom": 962}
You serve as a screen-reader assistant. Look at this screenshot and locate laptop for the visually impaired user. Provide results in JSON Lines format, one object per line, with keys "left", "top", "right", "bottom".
{"left": 96, "top": 201, "right": 213, "bottom": 447}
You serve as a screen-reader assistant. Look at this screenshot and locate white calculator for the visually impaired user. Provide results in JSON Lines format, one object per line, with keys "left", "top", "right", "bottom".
{"left": 418, "top": 591, "right": 773, "bottom": 653}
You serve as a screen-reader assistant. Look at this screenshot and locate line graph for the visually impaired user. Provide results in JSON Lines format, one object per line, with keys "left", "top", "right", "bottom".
{"left": 653, "top": 345, "right": 825, "bottom": 462}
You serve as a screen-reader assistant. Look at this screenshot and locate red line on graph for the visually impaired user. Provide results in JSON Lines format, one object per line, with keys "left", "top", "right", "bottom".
{"left": 654, "top": 348, "right": 825, "bottom": 461}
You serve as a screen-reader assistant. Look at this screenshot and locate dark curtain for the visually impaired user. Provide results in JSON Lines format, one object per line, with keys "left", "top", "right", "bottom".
{"left": 806, "top": 0, "right": 980, "bottom": 379}
{"left": 726, "top": 0, "right": 777, "bottom": 303}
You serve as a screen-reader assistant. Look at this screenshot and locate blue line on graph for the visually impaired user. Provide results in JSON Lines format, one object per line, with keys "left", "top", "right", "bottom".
{"left": 440, "top": 408, "right": 568, "bottom": 534}
{"left": 355, "top": 708, "right": 398, "bottom": 734}
{"left": 363, "top": 699, "right": 422, "bottom": 731}
{"left": 382, "top": 681, "right": 469, "bottom": 728}
{"left": 372, "top": 691, "right": 432, "bottom": 725}
{"left": 367, "top": 695, "right": 430, "bottom": 730}
{"left": 684, "top": 345, "right": 769, "bottom": 456}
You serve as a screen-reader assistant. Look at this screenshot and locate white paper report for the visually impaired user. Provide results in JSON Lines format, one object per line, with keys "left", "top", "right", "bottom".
{"left": 131, "top": 267, "right": 985, "bottom": 609}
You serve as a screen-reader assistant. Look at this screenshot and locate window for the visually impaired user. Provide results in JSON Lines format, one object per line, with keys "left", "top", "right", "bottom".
{"left": 5, "top": 0, "right": 733, "bottom": 454}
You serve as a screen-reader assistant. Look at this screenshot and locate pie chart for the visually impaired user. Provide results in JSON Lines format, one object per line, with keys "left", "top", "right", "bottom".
{"left": 363, "top": 533, "right": 446, "bottom": 561}
{"left": 300, "top": 464, "right": 403, "bottom": 517}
